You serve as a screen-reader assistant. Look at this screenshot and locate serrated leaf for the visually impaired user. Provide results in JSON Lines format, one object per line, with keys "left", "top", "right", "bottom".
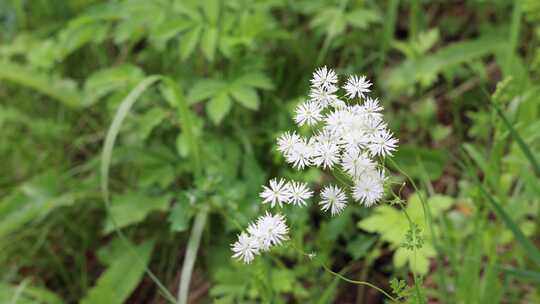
{"left": 103, "top": 192, "right": 171, "bottom": 234}
{"left": 81, "top": 240, "right": 154, "bottom": 304}
{"left": 230, "top": 85, "right": 259, "bottom": 110}
{"left": 207, "top": 92, "right": 232, "bottom": 124}
{"left": 187, "top": 79, "right": 227, "bottom": 103}
{"left": 234, "top": 72, "right": 274, "bottom": 90}
{"left": 393, "top": 245, "right": 436, "bottom": 275}
{"left": 201, "top": 26, "right": 218, "bottom": 61}
{"left": 180, "top": 26, "right": 202, "bottom": 60}
{"left": 84, "top": 64, "right": 145, "bottom": 104}
{"left": 132, "top": 107, "right": 168, "bottom": 141}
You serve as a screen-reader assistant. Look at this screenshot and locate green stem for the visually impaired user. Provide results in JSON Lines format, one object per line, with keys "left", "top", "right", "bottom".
{"left": 321, "top": 264, "right": 398, "bottom": 302}
{"left": 388, "top": 158, "right": 448, "bottom": 301}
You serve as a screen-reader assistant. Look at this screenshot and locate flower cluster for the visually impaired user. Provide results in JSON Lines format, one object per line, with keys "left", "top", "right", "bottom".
{"left": 231, "top": 66, "right": 398, "bottom": 264}
{"left": 231, "top": 212, "right": 289, "bottom": 264}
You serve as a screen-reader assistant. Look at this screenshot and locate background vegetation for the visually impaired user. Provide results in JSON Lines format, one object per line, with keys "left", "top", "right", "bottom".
{"left": 1, "top": 0, "right": 539, "bottom": 303}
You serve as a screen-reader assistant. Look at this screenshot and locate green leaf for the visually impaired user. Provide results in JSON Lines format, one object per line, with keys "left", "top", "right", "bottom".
{"left": 104, "top": 192, "right": 171, "bottom": 234}
{"left": 0, "top": 171, "right": 77, "bottom": 239}
{"left": 180, "top": 26, "right": 202, "bottom": 60}
{"left": 386, "top": 36, "right": 506, "bottom": 92}
{"left": 393, "top": 245, "right": 436, "bottom": 275}
{"left": 81, "top": 240, "right": 154, "bottom": 304}
{"left": 229, "top": 85, "right": 259, "bottom": 110}
{"left": 201, "top": 26, "right": 218, "bottom": 61}
{"left": 391, "top": 145, "right": 448, "bottom": 180}
{"left": 0, "top": 282, "right": 63, "bottom": 304}
{"left": 201, "top": 0, "right": 220, "bottom": 25}
{"left": 207, "top": 92, "right": 232, "bottom": 124}
{"left": 84, "top": 64, "right": 145, "bottom": 104}
{"left": 168, "top": 200, "right": 192, "bottom": 232}
{"left": 187, "top": 79, "right": 227, "bottom": 103}
{"left": 234, "top": 72, "right": 274, "bottom": 90}
{"left": 0, "top": 61, "right": 82, "bottom": 108}
{"left": 345, "top": 9, "right": 380, "bottom": 29}
{"left": 131, "top": 107, "right": 168, "bottom": 141}
{"left": 346, "top": 235, "right": 376, "bottom": 259}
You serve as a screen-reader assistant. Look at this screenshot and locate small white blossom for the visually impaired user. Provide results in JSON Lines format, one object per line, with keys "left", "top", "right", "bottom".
{"left": 311, "top": 66, "right": 338, "bottom": 89}
{"left": 352, "top": 169, "right": 385, "bottom": 207}
{"left": 294, "top": 101, "right": 322, "bottom": 126}
{"left": 312, "top": 142, "right": 340, "bottom": 169}
{"left": 344, "top": 75, "right": 372, "bottom": 99}
{"left": 285, "top": 138, "right": 313, "bottom": 169}
{"left": 363, "top": 97, "right": 383, "bottom": 113}
{"left": 260, "top": 178, "right": 292, "bottom": 208}
{"left": 231, "top": 232, "right": 260, "bottom": 264}
{"left": 319, "top": 185, "right": 347, "bottom": 216}
{"left": 341, "top": 149, "right": 376, "bottom": 179}
{"left": 288, "top": 181, "right": 313, "bottom": 206}
{"left": 277, "top": 131, "right": 301, "bottom": 155}
{"left": 324, "top": 110, "right": 352, "bottom": 136}
{"left": 309, "top": 85, "right": 338, "bottom": 108}
{"left": 368, "top": 129, "right": 398, "bottom": 157}
{"left": 249, "top": 212, "right": 289, "bottom": 250}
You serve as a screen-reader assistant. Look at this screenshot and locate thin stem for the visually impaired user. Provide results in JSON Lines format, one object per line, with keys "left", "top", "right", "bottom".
{"left": 321, "top": 264, "right": 399, "bottom": 303}
{"left": 289, "top": 243, "right": 398, "bottom": 302}
{"left": 388, "top": 158, "right": 448, "bottom": 301}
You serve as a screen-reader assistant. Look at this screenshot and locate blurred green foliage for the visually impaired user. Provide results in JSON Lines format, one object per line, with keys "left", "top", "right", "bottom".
{"left": 0, "top": 0, "right": 539, "bottom": 303}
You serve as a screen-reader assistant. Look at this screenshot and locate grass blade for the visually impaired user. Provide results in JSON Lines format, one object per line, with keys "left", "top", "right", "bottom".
{"left": 100, "top": 75, "right": 177, "bottom": 303}
{"left": 492, "top": 102, "right": 540, "bottom": 176}
{"left": 178, "top": 206, "right": 208, "bottom": 304}
{"left": 502, "top": 267, "right": 540, "bottom": 284}
{"left": 477, "top": 185, "right": 540, "bottom": 269}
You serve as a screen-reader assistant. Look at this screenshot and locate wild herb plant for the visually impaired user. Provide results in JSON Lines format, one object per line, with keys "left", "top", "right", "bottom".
{"left": 0, "top": 0, "right": 539, "bottom": 303}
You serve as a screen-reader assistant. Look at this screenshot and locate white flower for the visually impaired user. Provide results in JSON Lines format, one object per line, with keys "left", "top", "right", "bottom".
{"left": 352, "top": 169, "right": 385, "bottom": 207}
{"left": 363, "top": 97, "right": 383, "bottom": 113}
{"left": 330, "top": 98, "right": 347, "bottom": 109}
{"left": 312, "top": 129, "right": 340, "bottom": 145}
{"left": 368, "top": 129, "right": 398, "bottom": 157}
{"left": 324, "top": 110, "right": 352, "bottom": 136}
{"left": 249, "top": 212, "right": 289, "bottom": 250}
{"left": 311, "top": 66, "right": 338, "bottom": 89}
{"left": 309, "top": 85, "right": 338, "bottom": 108}
{"left": 231, "top": 232, "right": 260, "bottom": 264}
{"left": 341, "top": 150, "right": 376, "bottom": 179}
{"left": 285, "top": 138, "right": 313, "bottom": 169}
{"left": 339, "top": 130, "right": 370, "bottom": 152}
{"left": 294, "top": 101, "right": 322, "bottom": 126}
{"left": 319, "top": 185, "right": 347, "bottom": 216}
{"left": 260, "top": 178, "right": 292, "bottom": 208}
{"left": 361, "top": 115, "right": 386, "bottom": 138}
{"left": 344, "top": 75, "right": 372, "bottom": 99}
{"left": 312, "top": 142, "right": 340, "bottom": 169}
{"left": 277, "top": 131, "right": 301, "bottom": 155}
{"left": 288, "top": 181, "right": 313, "bottom": 206}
